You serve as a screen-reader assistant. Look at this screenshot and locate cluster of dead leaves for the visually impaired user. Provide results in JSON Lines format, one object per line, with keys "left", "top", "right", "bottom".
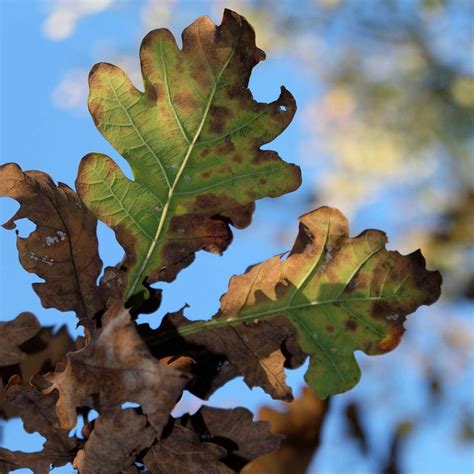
{"left": 0, "top": 8, "right": 441, "bottom": 474}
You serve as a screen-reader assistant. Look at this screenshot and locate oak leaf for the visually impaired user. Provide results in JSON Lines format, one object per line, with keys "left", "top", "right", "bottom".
{"left": 0, "top": 313, "right": 40, "bottom": 367}
{"left": 151, "top": 207, "right": 442, "bottom": 399}
{"left": 144, "top": 424, "right": 230, "bottom": 474}
{"left": 73, "top": 409, "right": 155, "bottom": 473}
{"left": 76, "top": 9, "right": 300, "bottom": 303}
{"left": 0, "top": 163, "right": 103, "bottom": 321}
{"left": 0, "top": 324, "right": 75, "bottom": 419}
{"left": 34, "top": 305, "right": 188, "bottom": 433}
{"left": 144, "top": 406, "right": 282, "bottom": 473}
{"left": 0, "top": 378, "right": 78, "bottom": 473}
{"left": 147, "top": 310, "right": 300, "bottom": 401}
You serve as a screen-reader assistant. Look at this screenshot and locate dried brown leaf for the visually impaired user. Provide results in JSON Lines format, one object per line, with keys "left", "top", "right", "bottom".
{"left": 144, "top": 406, "right": 281, "bottom": 473}
{"left": 0, "top": 324, "right": 75, "bottom": 419}
{"left": 73, "top": 409, "right": 155, "bottom": 473}
{"left": 34, "top": 305, "right": 188, "bottom": 434}
{"left": 144, "top": 424, "right": 230, "bottom": 474}
{"left": 0, "top": 163, "right": 103, "bottom": 321}
{"left": 0, "top": 379, "right": 78, "bottom": 473}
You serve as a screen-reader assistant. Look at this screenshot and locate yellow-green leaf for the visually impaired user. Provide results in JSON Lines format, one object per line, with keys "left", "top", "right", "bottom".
{"left": 76, "top": 9, "right": 301, "bottom": 303}
{"left": 152, "top": 207, "right": 442, "bottom": 399}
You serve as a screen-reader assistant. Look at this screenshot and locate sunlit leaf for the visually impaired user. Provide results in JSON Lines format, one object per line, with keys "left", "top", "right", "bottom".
{"left": 152, "top": 207, "right": 442, "bottom": 399}
{"left": 76, "top": 9, "right": 300, "bottom": 303}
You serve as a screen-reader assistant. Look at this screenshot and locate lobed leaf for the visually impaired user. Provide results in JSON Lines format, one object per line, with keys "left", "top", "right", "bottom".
{"left": 152, "top": 207, "right": 442, "bottom": 399}
{"left": 144, "top": 406, "right": 282, "bottom": 473}
{"left": 33, "top": 305, "right": 188, "bottom": 433}
{"left": 73, "top": 409, "right": 155, "bottom": 473}
{"left": 76, "top": 9, "right": 301, "bottom": 303}
{"left": 1, "top": 324, "right": 75, "bottom": 419}
{"left": 0, "top": 163, "right": 103, "bottom": 321}
{"left": 0, "top": 378, "right": 78, "bottom": 473}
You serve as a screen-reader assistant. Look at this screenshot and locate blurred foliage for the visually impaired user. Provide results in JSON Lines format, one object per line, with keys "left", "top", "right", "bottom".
{"left": 244, "top": 387, "right": 330, "bottom": 474}
{"left": 227, "top": 0, "right": 474, "bottom": 300}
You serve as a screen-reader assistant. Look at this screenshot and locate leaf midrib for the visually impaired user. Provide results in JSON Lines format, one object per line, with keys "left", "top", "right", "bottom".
{"left": 174, "top": 292, "right": 400, "bottom": 339}
{"left": 126, "top": 46, "right": 236, "bottom": 298}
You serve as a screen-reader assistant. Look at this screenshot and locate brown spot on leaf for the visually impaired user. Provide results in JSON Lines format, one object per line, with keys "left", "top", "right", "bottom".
{"left": 145, "top": 84, "right": 158, "bottom": 103}
{"left": 208, "top": 106, "right": 232, "bottom": 134}
{"left": 195, "top": 193, "right": 221, "bottom": 210}
{"left": 174, "top": 91, "right": 198, "bottom": 110}
{"left": 345, "top": 319, "right": 357, "bottom": 331}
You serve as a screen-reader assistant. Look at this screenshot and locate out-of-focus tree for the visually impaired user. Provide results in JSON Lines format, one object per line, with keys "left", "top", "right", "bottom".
{"left": 219, "top": 0, "right": 474, "bottom": 300}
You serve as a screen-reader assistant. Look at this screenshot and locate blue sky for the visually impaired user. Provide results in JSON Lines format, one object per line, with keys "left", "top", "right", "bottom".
{"left": 1, "top": 1, "right": 473, "bottom": 473}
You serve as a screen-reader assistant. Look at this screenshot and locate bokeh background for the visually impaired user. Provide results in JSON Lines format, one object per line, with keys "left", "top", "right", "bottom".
{"left": 1, "top": 0, "right": 473, "bottom": 472}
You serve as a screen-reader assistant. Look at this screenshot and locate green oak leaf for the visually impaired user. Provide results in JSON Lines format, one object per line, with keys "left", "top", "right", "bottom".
{"left": 76, "top": 9, "right": 301, "bottom": 303}
{"left": 151, "top": 207, "right": 442, "bottom": 399}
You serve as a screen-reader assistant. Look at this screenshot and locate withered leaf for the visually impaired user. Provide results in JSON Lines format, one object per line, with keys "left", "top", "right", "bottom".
{"left": 76, "top": 8, "right": 300, "bottom": 304}
{"left": 0, "top": 163, "right": 103, "bottom": 321}
{"left": 0, "top": 313, "right": 40, "bottom": 367}
{"left": 144, "top": 424, "right": 230, "bottom": 474}
{"left": 1, "top": 324, "right": 75, "bottom": 419}
{"left": 145, "top": 406, "right": 281, "bottom": 473}
{"left": 151, "top": 207, "right": 442, "bottom": 399}
{"left": 0, "top": 449, "right": 59, "bottom": 474}
{"left": 0, "top": 378, "right": 78, "bottom": 473}
{"left": 73, "top": 409, "right": 155, "bottom": 473}
{"left": 34, "top": 305, "right": 188, "bottom": 434}
{"left": 244, "top": 386, "right": 330, "bottom": 474}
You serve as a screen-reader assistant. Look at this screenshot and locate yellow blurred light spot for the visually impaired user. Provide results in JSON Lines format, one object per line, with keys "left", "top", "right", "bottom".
{"left": 450, "top": 76, "right": 474, "bottom": 108}
{"left": 323, "top": 88, "right": 355, "bottom": 120}
{"left": 314, "top": 0, "right": 343, "bottom": 8}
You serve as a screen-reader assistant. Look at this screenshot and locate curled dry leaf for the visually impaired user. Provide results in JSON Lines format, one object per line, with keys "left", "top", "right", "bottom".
{"left": 151, "top": 206, "right": 442, "bottom": 399}
{"left": 0, "top": 313, "right": 40, "bottom": 367}
{"left": 73, "top": 409, "right": 155, "bottom": 473}
{"left": 0, "top": 324, "right": 75, "bottom": 419}
{"left": 244, "top": 386, "right": 330, "bottom": 474}
{"left": 0, "top": 378, "right": 78, "bottom": 473}
{"left": 0, "top": 163, "right": 103, "bottom": 321}
{"left": 76, "top": 8, "right": 301, "bottom": 304}
{"left": 34, "top": 305, "right": 188, "bottom": 434}
{"left": 0, "top": 449, "right": 56, "bottom": 474}
{"left": 144, "top": 406, "right": 282, "bottom": 473}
